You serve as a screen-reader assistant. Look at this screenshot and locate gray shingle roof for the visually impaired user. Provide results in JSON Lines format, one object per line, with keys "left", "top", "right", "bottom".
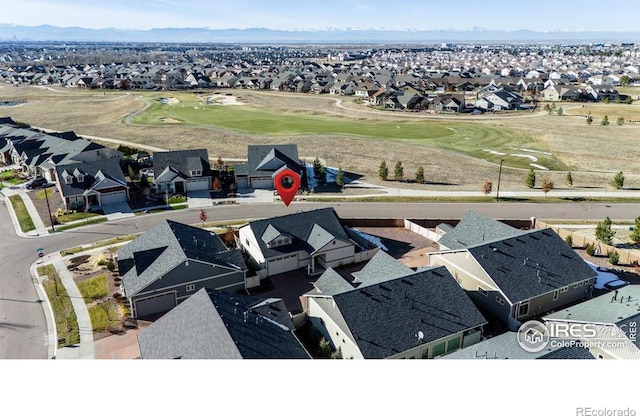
{"left": 152, "top": 149, "right": 211, "bottom": 178}
{"left": 438, "top": 211, "right": 523, "bottom": 250}
{"left": 332, "top": 266, "right": 487, "bottom": 359}
{"left": 352, "top": 250, "right": 413, "bottom": 285}
{"left": 468, "top": 228, "right": 597, "bottom": 303}
{"left": 236, "top": 144, "right": 302, "bottom": 177}
{"left": 314, "top": 268, "right": 354, "bottom": 296}
{"left": 244, "top": 207, "right": 352, "bottom": 259}
{"left": 54, "top": 158, "right": 127, "bottom": 199}
{"left": 118, "top": 220, "right": 246, "bottom": 296}
{"left": 137, "top": 288, "right": 310, "bottom": 359}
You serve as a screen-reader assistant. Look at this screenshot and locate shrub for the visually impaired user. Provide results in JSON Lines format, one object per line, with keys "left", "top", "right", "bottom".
{"left": 525, "top": 168, "right": 536, "bottom": 189}
{"left": 609, "top": 251, "right": 620, "bottom": 265}
{"left": 595, "top": 216, "right": 615, "bottom": 245}
{"left": 106, "top": 260, "right": 116, "bottom": 272}
{"left": 586, "top": 243, "right": 596, "bottom": 256}
{"left": 565, "top": 235, "right": 573, "bottom": 247}
{"left": 611, "top": 171, "right": 624, "bottom": 189}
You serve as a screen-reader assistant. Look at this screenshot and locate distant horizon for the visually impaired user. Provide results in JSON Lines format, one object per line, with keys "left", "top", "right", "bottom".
{"left": 2, "top": 0, "right": 639, "bottom": 33}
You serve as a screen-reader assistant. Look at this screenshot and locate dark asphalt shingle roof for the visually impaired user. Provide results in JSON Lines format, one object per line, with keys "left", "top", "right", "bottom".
{"left": 137, "top": 288, "right": 309, "bottom": 359}
{"left": 118, "top": 220, "right": 246, "bottom": 296}
{"left": 235, "top": 144, "right": 302, "bottom": 177}
{"left": 54, "top": 158, "right": 127, "bottom": 198}
{"left": 244, "top": 207, "right": 352, "bottom": 259}
{"left": 438, "top": 211, "right": 523, "bottom": 250}
{"left": 468, "top": 228, "right": 597, "bottom": 303}
{"left": 153, "top": 149, "right": 211, "bottom": 178}
{"left": 538, "top": 346, "right": 595, "bottom": 359}
{"left": 333, "top": 266, "right": 487, "bottom": 359}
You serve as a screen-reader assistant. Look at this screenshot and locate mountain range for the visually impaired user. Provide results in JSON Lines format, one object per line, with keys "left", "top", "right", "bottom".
{"left": 0, "top": 24, "right": 638, "bottom": 43}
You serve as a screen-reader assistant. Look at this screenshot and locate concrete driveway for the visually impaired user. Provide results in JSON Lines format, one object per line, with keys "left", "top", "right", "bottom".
{"left": 187, "top": 191, "right": 213, "bottom": 208}
{"left": 102, "top": 202, "right": 134, "bottom": 220}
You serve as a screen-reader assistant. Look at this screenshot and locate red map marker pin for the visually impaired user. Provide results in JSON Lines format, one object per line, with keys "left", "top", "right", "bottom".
{"left": 275, "top": 168, "right": 300, "bottom": 207}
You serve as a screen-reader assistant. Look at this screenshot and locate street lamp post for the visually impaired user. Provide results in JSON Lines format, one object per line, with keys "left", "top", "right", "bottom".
{"left": 44, "top": 187, "right": 55, "bottom": 232}
{"left": 496, "top": 159, "right": 504, "bottom": 202}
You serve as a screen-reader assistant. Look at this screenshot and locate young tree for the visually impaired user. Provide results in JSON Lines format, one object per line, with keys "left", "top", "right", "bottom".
{"left": 482, "top": 179, "right": 492, "bottom": 197}
{"left": 336, "top": 166, "right": 344, "bottom": 189}
{"left": 525, "top": 167, "right": 536, "bottom": 189}
{"left": 609, "top": 251, "right": 620, "bottom": 265}
{"left": 541, "top": 177, "right": 554, "bottom": 197}
{"left": 595, "top": 216, "right": 615, "bottom": 245}
{"left": 566, "top": 171, "right": 573, "bottom": 186}
{"left": 394, "top": 161, "right": 404, "bottom": 181}
{"left": 586, "top": 115, "right": 593, "bottom": 125}
{"left": 617, "top": 116, "right": 625, "bottom": 126}
{"left": 611, "top": 171, "right": 625, "bottom": 189}
{"left": 199, "top": 208, "right": 208, "bottom": 228}
{"left": 415, "top": 166, "right": 425, "bottom": 184}
{"left": 318, "top": 337, "right": 332, "bottom": 358}
{"left": 620, "top": 75, "right": 631, "bottom": 86}
{"left": 319, "top": 166, "right": 327, "bottom": 185}
{"left": 565, "top": 234, "right": 573, "bottom": 248}
{"left": 378, "top": 160, "right": 388, "bottom": 181}
{"left": 630, "top": 215, "right": 640, "bottom": 244}
{"left": 556, "top": 107, "right": 563, "bottom": 116}
{"left": 312, "top": 157, "right": 323, "bottom": 180}
{"left": 601, "top": 115, "right": 609, "bottom": 125}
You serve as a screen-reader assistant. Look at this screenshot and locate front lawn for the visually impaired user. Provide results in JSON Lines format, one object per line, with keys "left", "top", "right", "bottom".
{"left": 0, "top": 170, "right": 25, "bottom": 185}
{"left": 52, "top": 217, "right": 108, "bottom": 232}
{"left": 37, "top": 264, "right": 80, "bottom": 347}
{"left": 88, "top": 301, "right": 121, "bottom": 332}
{"left": 9, "top": 194, "right": 35, "bottom": 232}
{"left": 56, "top": 211, "right": 100, "bottom": 223}
{"left": 77, "top": 274, "right": 109, "bottom": 301}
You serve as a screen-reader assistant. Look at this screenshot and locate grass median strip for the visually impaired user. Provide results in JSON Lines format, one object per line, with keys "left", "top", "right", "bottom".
{"left": 9, "top": 195, "right": 35, "bottom": 232}
{"left": 52, "top": 217, "right": 108, "bottom": 232}
{"left": 37, "top": 264, "right": 80, "bottom": 347}
{"left": 60, "top": 234, "right": 139, "bottom": 256}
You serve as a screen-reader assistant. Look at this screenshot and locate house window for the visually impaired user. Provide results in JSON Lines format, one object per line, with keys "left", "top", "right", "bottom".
{"left": 560, "top": 287, "right": 568, "bottom": 293}
{"left": 186, "top": 284, "right": 195, "bottom": 292}
{"left": 478, "top": 287, "right": 488, "bottom": 296}
{"left": 553, "top": 290, "right": 559, "bottom": 301}
{"left": 446, "top": 337, "right": 461, "bottom": 353}
{"left": 65, "top": 176, "right": 73, "bottom": 184}
{"left": 190, "top": 170, "right": 202, "bottom": 176}
{"left": 245, "top": 239, "right": 250, "bottom": 247}
{"left": 77, "top": 175, "right": 84, "bottom": 183}
{"left": 421, "top": 348, "right": 430, "bottom": 359}
{"left": 496, "top": 296, "right": 505, "bottom": 305}
{"left": 579, "top": 281, "right": 584, "bottom": 287}
{"left": 518, "top": 301, "right": 530, "bottom": 318}
{"left": 432, "top": 342, "right": 446, "bottom": 358}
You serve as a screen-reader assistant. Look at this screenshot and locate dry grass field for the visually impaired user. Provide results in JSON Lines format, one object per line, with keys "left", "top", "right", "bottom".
{"left": 1, "top": 84, "right": 638, "bottom": 191}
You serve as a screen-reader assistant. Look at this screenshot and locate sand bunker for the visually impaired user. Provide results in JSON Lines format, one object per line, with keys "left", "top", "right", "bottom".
{"left": 159, "top": 97, "right": 180, "bottom": 105}
{"left": 206, "top": 95, "right": 244, "bottom": 106}
{"left": 160, "top": 117, "right": 182, "bottom": 124}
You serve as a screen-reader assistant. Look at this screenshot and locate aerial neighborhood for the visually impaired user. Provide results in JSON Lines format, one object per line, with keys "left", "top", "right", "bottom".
{"left": 1, "top": 42, "right": 639, "bottom": 114}
{"left": 0, "top": 41, "right": 639, "bottom": 362}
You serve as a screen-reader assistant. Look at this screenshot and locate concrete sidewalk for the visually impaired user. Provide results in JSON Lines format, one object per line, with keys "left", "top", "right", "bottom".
{"left": 46, "top": 252, "right": 95, "bottom": 359}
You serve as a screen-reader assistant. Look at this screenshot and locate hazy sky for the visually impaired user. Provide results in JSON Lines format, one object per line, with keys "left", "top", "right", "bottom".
{"left": 2, "top": 0, "right": 639, "bottom": 32}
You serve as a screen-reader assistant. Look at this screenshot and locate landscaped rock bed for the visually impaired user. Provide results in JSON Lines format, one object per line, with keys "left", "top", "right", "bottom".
{"left": 65, "top": 250, "right": 137, "bottom": 340}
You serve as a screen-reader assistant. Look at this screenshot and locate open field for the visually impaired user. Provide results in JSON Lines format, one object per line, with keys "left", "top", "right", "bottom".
{"left": 1, "top": 84, "right": 639, "bottom": 191}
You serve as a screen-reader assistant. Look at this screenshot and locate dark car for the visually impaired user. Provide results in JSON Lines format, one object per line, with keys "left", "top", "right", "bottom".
{"left": 25, "top": 177, "right": 47, "bottom": 189}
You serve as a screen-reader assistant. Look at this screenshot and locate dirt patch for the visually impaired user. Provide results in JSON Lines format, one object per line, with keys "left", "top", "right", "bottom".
{"left": 206, "top": 95, "right": 244, "bottom": 106}
{"left": 355, "top": 226, "right": 439, "bottom": 266}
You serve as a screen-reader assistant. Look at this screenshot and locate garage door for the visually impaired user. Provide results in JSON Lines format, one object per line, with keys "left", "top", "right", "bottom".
{"left": 187, "top": 178, "right": 210, "bottom": 191}
{"left": 134, "top": 292, "right": 177, "bottom": 318}
{"left": 236, "top": 177, "right": 248, "bottom": 189}
{"left": 250, "top": 177, "right": 274, "bottom": 189}
{"left": 100, "top": 191, "right": 126, "bottom": 205}
{"left": 267, "top": 254, "right": 298, "bottom": 276}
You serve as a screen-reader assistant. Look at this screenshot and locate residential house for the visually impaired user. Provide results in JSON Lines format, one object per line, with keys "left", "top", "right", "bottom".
{"left": 137, "top": 288, "right": 310, "bottom": 359}
{"left": 429, "top": 225, "right": 597, "bottom": 330}
{"left": 437, "top": 211, "right": 524, "bottom": 251}
{"left": 54, "top": 158, "right": 129, "bottom": 210}
{"left": 153, "top": 149, "right": 213, "bottom": 195}
{"left": 544, "top": 285, "right": 640, "bottom": 359}
{"left": 239, "top": 207, "right": 369, "bottom": 277}
{"left": 234, "top": 144, "right": 304, "bottom": 190}
{"left": 117, "top": 219, "right": 247, "bottom": 318}
{"left": 305, "top": 251, "right": 487, "bottom": 359}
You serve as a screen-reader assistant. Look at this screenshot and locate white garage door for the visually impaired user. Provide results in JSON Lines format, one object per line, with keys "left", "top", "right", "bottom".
{"left": 134, "top": 292, "right": 177, "bottom": 318}
{"left": 267, "top": 254, "right": 298, "bottom": 276}
{"left": 100, "top": 191, "right": 126, "bottom": 205}
{"left": 187, "top": 178, "right": 210, "bottom": 191}
{"left": 250, "top": 177, "right": 274, "bottom": 189}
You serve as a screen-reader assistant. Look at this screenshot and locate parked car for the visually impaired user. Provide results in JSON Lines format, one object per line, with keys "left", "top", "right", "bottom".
{"left": 24, "top": 177, "right": 47, "bottom": 189}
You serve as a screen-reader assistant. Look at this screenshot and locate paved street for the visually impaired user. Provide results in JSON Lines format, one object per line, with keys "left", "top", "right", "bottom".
{"left": 1, "top": 195, "right": 639, "bottom": 358}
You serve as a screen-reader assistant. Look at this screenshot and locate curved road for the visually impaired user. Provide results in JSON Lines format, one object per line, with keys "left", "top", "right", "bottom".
{"left": 1, "top": 200, "right": 638, "bottom": 358}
